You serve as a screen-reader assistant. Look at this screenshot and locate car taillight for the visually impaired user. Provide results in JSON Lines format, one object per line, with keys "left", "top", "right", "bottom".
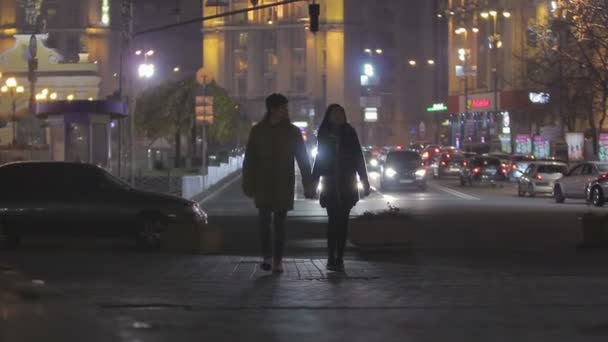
{"left": 422, "top": 152, "right": 429, "bottom": 160}
{"left": 440, "top": 161, "right": 447, "bottom": 167}
{"left": 446, "top": 154, "right": 451, "bottom": 158}
{"left": 396, "top": 145, "right": 403, "bottom": 150}
{"left": 463, "top": 161, "right": 468, "bottom": 167}
{"left": 511, "top": 164, "right": 517, "bottom": 170}
{"left": 599, "top": 173, "right": 608, "bottom": 180}
{"left": 536, "top": 174, "right": 543, "bottom": 180}
{"left": 473, "top": 167, "right": 481, "bottom": 174}
{"left": 434, "top": 148, "right": 440, "bottom": 153}
{"left": 501, "top": 168, "right": 507, "bottom": 175}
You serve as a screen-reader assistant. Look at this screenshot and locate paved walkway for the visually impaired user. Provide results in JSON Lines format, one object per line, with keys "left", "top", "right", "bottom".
{"left": 3, "top": 248, "right": 608, "bottom": 341}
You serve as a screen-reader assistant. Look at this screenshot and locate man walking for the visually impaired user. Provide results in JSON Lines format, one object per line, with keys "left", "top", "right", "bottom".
{"left": 242, "top": 93, "right": 314, "bottom": 273}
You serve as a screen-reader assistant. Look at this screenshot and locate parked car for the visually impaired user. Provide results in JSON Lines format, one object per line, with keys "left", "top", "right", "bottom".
{"left": 585, "top": 175, "right": 608, "bottom": 207}
{"left": 380, "top": 150, "right": 427, "bottom": 191}
{"left": 431, "top": 152, "right": 466, "bottom": 178}
{"left": 0, "top": 162, "right": 207, "bottom": 249}
{"left": 508, "top": 154, "right": 536, "bottom": 181}
{"left": 460, "top": 156, "right": 507, "bottom": 186}
{"left": 518, "top": 162, "right": 568, "bottom": 197}
{"left": 554, "top": 162, "right": 608, "bottom": 203}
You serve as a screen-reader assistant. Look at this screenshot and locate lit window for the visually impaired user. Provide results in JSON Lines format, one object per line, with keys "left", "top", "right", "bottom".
{"left": 101, "top": 0, "right": 111, "bottom": 26}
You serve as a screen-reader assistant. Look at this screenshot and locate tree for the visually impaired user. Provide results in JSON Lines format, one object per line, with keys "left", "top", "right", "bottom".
{"left": 136, "top": 77, "right": 196, "bottom": 167}
{"left": 554, "top": 0, "right": 608, "bottom": 155}
{"left": 136, "top": 78, "right": 250, "bottom": 167}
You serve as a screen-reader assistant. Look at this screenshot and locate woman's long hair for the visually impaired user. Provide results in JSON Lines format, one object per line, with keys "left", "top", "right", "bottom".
{"left": 317, "top": 103, "right": 347, "bottom": 140}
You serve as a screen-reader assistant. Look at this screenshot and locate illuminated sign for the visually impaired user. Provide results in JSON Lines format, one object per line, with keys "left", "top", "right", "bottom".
{"left": 529, "top": 92, "right": 550, "bottom": 104}
{"left": 468, "top": 98, "right": 491, "bottom": 109}
{"left": 101, "top": 0, "right": 110, "bottom": 26}
{"left": 364, "top": 107, "right": 378, "bottom": 122}
{"left": 426, "top": 103, "right": 448, "bottom": 112}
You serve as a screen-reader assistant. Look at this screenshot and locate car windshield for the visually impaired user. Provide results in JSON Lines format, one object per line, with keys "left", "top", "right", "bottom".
{"left": 537, "top": 165, "right": 567, "bottom": 174}
{"left": 387, "top": 151, "right": 421, "bottom": 164}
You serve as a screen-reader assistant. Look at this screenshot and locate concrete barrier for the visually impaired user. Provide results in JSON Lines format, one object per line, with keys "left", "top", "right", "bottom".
{"left": 181, "top": 155, "right": 244, "bottom": 200}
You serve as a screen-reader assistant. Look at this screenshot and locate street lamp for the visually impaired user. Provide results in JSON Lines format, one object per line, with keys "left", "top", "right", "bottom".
{"left": 427, "top": 59, "right": 435, "bottom": 65}
{"left": 1, "top": 78, "right": 26, "bottom": 146}
{"left": 409, "top": 60, "right": 417, "bottom": 66}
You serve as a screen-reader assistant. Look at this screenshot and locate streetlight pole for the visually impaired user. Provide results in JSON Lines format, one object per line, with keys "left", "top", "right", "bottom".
{"left": 1, "top": 78, "right": 25, "bottom": 147}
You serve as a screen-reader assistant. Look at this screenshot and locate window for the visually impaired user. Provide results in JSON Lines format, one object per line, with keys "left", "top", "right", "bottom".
{"left": 568, "top": 165, "right": 584, "bottom": 176}
{"left": 294, "top": 75, "right": 306, "bottom": 93}
{"left": 537, "top": 165, "right": 567, "bottom": 174}
{"left": 237, "top": 32, "right": 248, "bottom": 49}
{"left": 294, "top": 50, "right": 306, "bottom": 69}
{"left": 292, "top": 29, "right": 305, "bottom": 48}
{"left": 236, "top": 75, "right": 247, "bottom": 96}
{"left": 264, "top": 52, "right": 278, "bottom": 73}
{"left": 264, "top": 76, "right": 276, "bottom": 93}
{"left": 264, "top": 31, "right": 277, "bottom": 49}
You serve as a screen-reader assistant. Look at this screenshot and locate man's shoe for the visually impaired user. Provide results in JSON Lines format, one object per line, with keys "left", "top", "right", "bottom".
{"left": 326, "top": 258, "right": 337, "bottom": 271}
{"left": 260, "top": 258, "right": 272, "bottom": 271}
{"left": 272, "top": 261, "right": 284, "bottom": 274}
{"left": 335, "top": 259, "right": 345, "bottom": 272}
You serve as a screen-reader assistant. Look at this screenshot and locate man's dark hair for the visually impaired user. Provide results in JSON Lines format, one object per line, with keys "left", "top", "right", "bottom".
{"left": 265, "top": 93, "right": 288, "bottom": 113}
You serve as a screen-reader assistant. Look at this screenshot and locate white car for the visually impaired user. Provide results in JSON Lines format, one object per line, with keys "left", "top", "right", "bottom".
{"left": 554, "top": 162, "right": 608, "bottom": 203}
{"left": 518, "top": 162, "right": 568, "bottom": 197}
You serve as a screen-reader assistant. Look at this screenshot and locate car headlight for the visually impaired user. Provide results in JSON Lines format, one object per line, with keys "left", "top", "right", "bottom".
{"left": 415, "top": 169, "right": 426, "bottom": 178}
{"left": 317, "top": 176, "right": 323, "bottom": 192}
{"left": 357, "top": 181, "right": 364, "bottom": 190}
{"left": 311, "top": 147, "right": 318, "bottom": 158}
{"left": 370, "top": 159, "right": 379, "bottom": 167}
{"left": 385, "top": 168, "right": 397, "bottom": 178}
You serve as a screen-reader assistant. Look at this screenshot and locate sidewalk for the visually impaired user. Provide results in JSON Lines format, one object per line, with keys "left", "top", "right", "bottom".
{"left": 0, "top": 263, "right": 119, "bottom": 342}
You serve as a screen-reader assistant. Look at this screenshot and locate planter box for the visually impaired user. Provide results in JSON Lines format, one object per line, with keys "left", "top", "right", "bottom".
{"left": 578, "top": 215, "right": 608, "bottom": 248}
{"left": 161, "top": 223, "right": 223, "bottom": 254}
{"left": 349, "top": 217, "right": 412, "bottom": 247}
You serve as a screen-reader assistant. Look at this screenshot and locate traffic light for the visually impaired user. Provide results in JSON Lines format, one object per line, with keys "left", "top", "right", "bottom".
{"left": 250, "top": 0, "right": 259, "bottom": 6}
{"left": 309, "top": 3, "right": 320, "bottom": 33}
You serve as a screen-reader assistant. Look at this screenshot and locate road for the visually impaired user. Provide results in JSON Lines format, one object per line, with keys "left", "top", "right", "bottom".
{"left": 3, "top": 175, "right": 608, "bottom": 341}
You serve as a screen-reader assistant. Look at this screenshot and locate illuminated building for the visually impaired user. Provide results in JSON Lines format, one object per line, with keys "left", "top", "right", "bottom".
{"left": 202, "top": 0, "right": 441, "bottom": 146}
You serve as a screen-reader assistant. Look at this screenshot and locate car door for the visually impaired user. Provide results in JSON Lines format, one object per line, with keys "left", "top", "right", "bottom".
{"left": 521, "top": 164, "right": 535, "bottom": 187}
{"left": 561, "top": 164, "right": 584, "bottom": 197}
{"left": 570, "top": 164, "right": 594, "bottom": 198}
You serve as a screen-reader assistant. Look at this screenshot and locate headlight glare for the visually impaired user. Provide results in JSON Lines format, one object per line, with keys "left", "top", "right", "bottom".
{"left": 385, "top": 168, "right": 397, "bottom": 178}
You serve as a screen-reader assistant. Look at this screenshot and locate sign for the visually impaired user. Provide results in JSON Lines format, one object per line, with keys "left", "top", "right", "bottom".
{"left": 515, "top": 134, "right": 532, "bottom": 154}
{"left": 426, "top": 103, "right": 448, "bottom": 112}
{"left": 195, "top": 96, "right": 214, "bottom": 123}
{"left": 533, "top": 135, "right": 550, "bottom": 158}
{"left": 529, "top": 92, "right": 550, "bottom": 104}
{"left": 28, "top": 34, "right": 37, "bottom": 59}
{"left": 470, "top": 98, "right": 491, "bottom": 109}
{"left": 364, "top": 107, "right": 378, "bottom": 122}
{"left": 566, "top": 132, "right": 584, "bottom": 161}
{"left": 599, "top": 134, "right": 608, "bottom": 161}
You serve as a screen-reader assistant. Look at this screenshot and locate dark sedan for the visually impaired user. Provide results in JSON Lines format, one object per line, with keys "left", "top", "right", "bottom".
{"left": 0, "top": 162, "right": 207, "bottom": 249}
{"left": 460, "top": 156, "right": 508, "bottom": 186}
{"left": 380, "top": 150, "right": 427, "bottom": 191}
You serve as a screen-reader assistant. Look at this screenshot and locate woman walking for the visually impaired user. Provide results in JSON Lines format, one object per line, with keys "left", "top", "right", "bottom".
{"left": 312, "top": 104, "right": 370, "bottom": 271}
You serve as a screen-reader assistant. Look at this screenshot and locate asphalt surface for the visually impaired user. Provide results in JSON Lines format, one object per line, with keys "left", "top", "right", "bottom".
{"left": 3, "top": 174, "right": 608, "bottom": 341}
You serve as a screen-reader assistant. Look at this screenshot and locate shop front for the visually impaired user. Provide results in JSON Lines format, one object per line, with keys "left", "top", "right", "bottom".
{"left": 447, "top": 92, "right": 511, "bottom": 153}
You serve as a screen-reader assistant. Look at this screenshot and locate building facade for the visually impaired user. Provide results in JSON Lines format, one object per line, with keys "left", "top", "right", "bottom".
{"left": 443, "top": 0, "right": 555, "bottom": 153}
{"left": 202, "top": 0, "right": 442, "bottom": 146}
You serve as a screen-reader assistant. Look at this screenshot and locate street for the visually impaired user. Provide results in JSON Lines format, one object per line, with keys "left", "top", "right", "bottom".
{"left": 3, "top": 175, "right": 608, "bottom": 341}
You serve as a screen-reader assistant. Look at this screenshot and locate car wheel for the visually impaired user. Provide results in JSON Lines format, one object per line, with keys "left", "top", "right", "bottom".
{"left": 528, "top": 184, "right": 536, "bottom": 198}
{"left": 518, "top": 183, "right": 525, "bottom": 197}
{"left": 592, "top": 186, "right": 605, "bottom": 207}
{"left": 136, "top": 215, "right": 163, "bottom": 251}
{"left": 554, "top": 185, "right": 565, "bottom": 204}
